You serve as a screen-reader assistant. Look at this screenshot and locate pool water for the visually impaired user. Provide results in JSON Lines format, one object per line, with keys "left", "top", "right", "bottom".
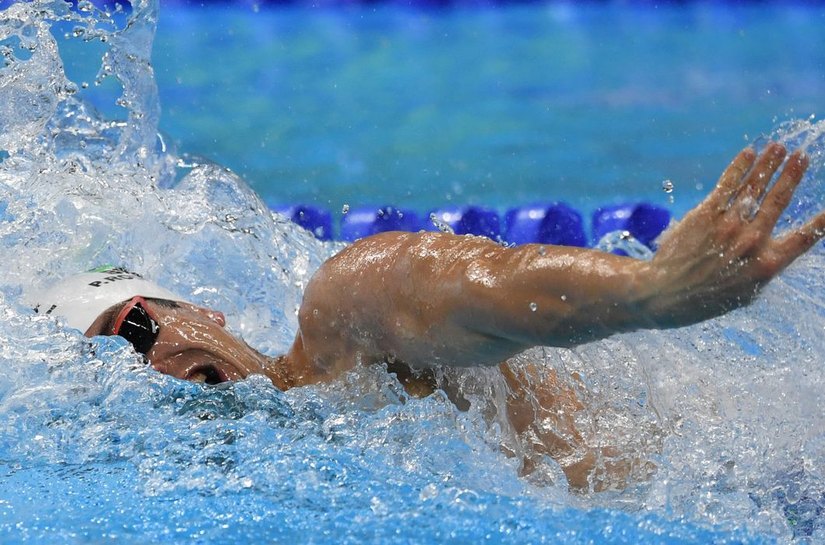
{"left": 1, "top": 0, "right": 825, "bottom": 543}
{"left": 145, "top": 3, "right": 825, "bottom": 219}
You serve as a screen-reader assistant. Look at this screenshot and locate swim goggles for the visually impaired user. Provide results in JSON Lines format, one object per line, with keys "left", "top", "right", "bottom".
{"left": 112, "top": 296, "right": 160, "bottom": 355}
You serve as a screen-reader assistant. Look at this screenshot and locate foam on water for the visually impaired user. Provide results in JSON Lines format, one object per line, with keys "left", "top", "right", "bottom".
{"left": 0, "top": 1, "right": 824, "bottom": 543}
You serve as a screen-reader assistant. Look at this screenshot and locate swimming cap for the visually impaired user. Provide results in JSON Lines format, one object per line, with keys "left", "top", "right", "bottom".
{"left": 26, "top": 266, "right": 185, "bottom": 333}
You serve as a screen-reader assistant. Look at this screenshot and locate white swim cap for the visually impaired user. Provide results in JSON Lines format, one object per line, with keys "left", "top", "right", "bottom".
{"left": 27, "top": 266, "right": 185, "bottom": 333}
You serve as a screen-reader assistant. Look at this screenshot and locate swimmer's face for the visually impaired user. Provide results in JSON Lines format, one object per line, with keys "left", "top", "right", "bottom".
{"left": 84, "top": 298, "right": 272, "bottom": 384}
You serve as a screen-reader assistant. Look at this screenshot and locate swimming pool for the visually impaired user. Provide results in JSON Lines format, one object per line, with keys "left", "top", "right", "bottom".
{"left": 148, "top": 3, "right": 824, "bottom": 218}
{"left": 1, "top": 0, "right": 824, "bottom": 543}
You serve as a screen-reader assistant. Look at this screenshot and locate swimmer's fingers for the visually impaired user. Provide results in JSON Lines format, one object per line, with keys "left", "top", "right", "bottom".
{"left": 773, "top": 210, "right": 825, "bottom": 266}
{"left": 754, "top": 150, "right": 809, "bottom": 233}
{"left": 739, "top": 142, "right": 787, "bottom": 203}
{"left": 705, "top": 146, "right": 757, "bottom": 210}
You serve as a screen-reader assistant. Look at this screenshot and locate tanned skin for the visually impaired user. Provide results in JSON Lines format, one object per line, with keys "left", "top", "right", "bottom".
{"left": 283, "top": 143, "right": 817, "bottom": 379}
{"left": 85, "top": 143, "right": 823, "bottom": 491}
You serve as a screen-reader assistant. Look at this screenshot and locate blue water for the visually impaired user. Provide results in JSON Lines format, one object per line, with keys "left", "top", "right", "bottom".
{"left": 1, "top": 1, "right": 825, "bottom": 544}
{"left": 144, "top": 3, "right": 825, "bottom": 219}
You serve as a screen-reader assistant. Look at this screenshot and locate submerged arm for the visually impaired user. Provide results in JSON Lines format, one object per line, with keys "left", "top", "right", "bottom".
{"left": 286, "top": 143, "right": 823, "bottom": 382}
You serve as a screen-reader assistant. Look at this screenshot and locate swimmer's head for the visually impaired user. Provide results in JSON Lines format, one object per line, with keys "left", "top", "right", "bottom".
{"left": 27, "top": 266, "right": 277, "bottom": 385}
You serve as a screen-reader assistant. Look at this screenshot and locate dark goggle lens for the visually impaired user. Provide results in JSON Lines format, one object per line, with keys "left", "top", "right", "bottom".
{"left": 116, "top": 303, "right": 159, "bottom": 355}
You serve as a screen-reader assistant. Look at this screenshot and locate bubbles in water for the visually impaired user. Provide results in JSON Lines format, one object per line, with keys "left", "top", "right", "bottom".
{"left": 662, "top": 179, "right": 674, "bottom": 204}
{"left": 341, "top": 203, "right": 349, "bottom": 214}
{"left": 596, "top": 231, "right": 654, "bottom": 260}
{"left": 767, "top": 117, "right": 825, "bottom": 223}
{"left": 429, "top": 212, "right": 455, "bottom": 234}
{"left": 529, "top": 302, "right": 538, "bottom": 312}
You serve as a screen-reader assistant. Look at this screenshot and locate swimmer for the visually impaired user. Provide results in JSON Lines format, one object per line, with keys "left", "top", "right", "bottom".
{"left": 28, "top": 142, "right": 824, "bottom": 491}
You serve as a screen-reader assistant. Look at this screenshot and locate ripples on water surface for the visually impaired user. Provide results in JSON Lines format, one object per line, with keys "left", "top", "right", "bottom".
{"left": 1, "top": 0, "right": 825, "bottom": 543}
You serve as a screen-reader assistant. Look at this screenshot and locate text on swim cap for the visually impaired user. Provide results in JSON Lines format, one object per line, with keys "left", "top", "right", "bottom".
{"left": 87, "top": 267, "right": 144, "bottom": 288}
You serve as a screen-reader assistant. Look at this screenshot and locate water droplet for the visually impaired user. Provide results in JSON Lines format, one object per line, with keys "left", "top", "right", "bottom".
{"left": 529, "top": 302, "right": 538, "bottom": 312}
{"left": 595, "top": 231, "right": 654, "bottom": 260}
{"left": 429, "top": 213, "right": 455, "bottom": 234}
{"left": 661, "top": 180, "right": 675, "bottom": 203}
{"left": 537, "top": 246, "right": 546, "bottom": 256}
{"left": 341, "top": 204, "right": 349, "bottom": 214}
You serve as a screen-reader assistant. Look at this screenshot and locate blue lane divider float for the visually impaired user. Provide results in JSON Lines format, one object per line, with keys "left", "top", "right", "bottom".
{"left": 504, "top": 203, "right": 587, "bottom": 247}
{"left": 591, "top": 203, "right": 671, "bottom": 249}
{"left": 271, "top": 202, "right": 671, "bottom": 248}
{"left": 340, "top": 206, "right": 421, "bottom": 241}
{"left": 426, "top": 206, "right": 501, "bottom": 239}
{"left": 271, "top": 204, "right": 333, "bottom": 241}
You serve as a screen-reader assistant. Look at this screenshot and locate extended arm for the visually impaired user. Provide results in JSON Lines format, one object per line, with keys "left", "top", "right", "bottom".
{"left": 284, "top": 143, "right": 823, "bottom": 384}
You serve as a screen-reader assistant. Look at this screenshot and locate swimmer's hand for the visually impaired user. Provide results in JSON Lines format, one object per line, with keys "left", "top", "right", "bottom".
{"left": 641, "top": 142, "right": 823, "bottom": 327}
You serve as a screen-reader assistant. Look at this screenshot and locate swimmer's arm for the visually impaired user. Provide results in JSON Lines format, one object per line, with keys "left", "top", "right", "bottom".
{"left": 449, "top": 144, "right": 819, "bottom": 346}
{"left": 285, "top": 234, "right": 642, "bottom": 377}
{"left": 292, "top": 234, "right": 651, "bottom": 374}
{"left": 450, "top": 143, "right": 823, "bottom": 357}
{"left": 288, "top": 143, "right": 824, "bottom": 376}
